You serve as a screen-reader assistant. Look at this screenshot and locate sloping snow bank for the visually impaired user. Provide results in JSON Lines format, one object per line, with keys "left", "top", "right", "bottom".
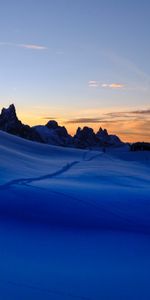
{"left": 0, "top": 131, "right": 150, "bottom": 232}
{"left": 0, "top": 220, "right": 150, "bottom": 300}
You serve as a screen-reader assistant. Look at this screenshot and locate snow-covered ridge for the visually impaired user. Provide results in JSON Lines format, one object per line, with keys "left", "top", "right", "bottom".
{"left": 0, "top": 130, "right": 150, "bottom": 232}
{"left": 0, "top": 104, "right": 123, "bottom": 148}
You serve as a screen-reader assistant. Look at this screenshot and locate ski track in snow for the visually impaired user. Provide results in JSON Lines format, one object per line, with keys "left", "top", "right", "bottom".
{"left": 0, "top": 152, "right": 104, "bottom": 189}
{"left": 82, "top": 151, "right": 103, "bottom": 162}
{"left": 0, "top": 132, "right": 150, "bottom": 300}
{"left": 0, "top": 161, "right": 80, "bottom": 189}
{"left": 0, "top": 131, "right": 150, "bottom": 231}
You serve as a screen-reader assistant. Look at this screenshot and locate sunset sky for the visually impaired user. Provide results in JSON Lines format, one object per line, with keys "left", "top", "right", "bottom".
{"left": 0, "top": 0, "right": 150, "bottom": 142}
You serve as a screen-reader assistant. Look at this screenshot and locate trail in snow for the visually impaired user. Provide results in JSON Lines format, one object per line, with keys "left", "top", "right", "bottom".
{"left": 0, "top": 161, "right": 79, "bottom": 189}
{"left": 82, "top": 151, "right": 103, "bottom": 161}
{"left": 0, "top": 130, "right": 150, "bottom": 232}
{"left": 0, "top": 132, "right": 150, "bottom": 300}
{"left": 0, "top": 152, "right": 105, "bottom": 189}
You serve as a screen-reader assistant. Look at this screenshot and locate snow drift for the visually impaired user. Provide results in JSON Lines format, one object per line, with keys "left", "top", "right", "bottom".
{"left": 0, "top": 130, "right": 150, "bottom": 300}
{"left": 0, "top": 130, "right": 150, "bottom": 232}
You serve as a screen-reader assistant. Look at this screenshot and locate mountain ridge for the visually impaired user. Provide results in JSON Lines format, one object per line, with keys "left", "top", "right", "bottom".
{"left": 0, "top": 104, "right": 125, "bottom": 149}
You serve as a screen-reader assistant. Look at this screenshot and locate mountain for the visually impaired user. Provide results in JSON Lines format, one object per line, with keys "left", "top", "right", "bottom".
{"left": 96, "top": 127, "right": 123, "bottom": 146}
{"left": 73, "top": 126, "right": 123, "bottom": 149}
{"left": 73, "top": 126, "right": 99, "bottom": 148}
{"left": 0, "top": 104, "right": 123, "bottom": 148}
{"left": 34, "top": 123, "right": 123, "bottom": 149}
{"left": 131, "top": 142, "right": 150, "bottom": 151}
{"left": 33, "top": 120, "right": 73, "bottom": 146}
{"left": 0, "top": 104, "right": 43, "bottom": 142}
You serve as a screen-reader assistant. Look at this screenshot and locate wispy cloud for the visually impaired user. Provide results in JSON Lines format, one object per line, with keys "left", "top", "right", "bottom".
{"left": 88, "top": 80, "right": 125, "bottom": 89}
{"left": 105, "top": 108, "right": 150, "bottom": 118}
{"left": 66, "top": 117, "right": 103, "bottom": 124}
{"left": 88, "top": 80, "right": 99, "bottom": 87}
{"left": 129, "top": 109, "right": 150, "bottom": 115}
{"left": 19, "top": 44, "right": 47, "bottom": 50}
{"left": 65, "top": 107, "right": 150, "bottom": 142}
{"left": 43, "top": 116, "right": 58, "bottom": 120}
{"left": 0, "top": 42, "right": 47, "bottom": 50}
{"left": 66, "top": 108, "right": 150, "bottom": 124}
{"left": 65, "top": 117, "right": 138, "bottom": 125}
{"left": 102, "top": 83, "right": 125, "bottom": 89}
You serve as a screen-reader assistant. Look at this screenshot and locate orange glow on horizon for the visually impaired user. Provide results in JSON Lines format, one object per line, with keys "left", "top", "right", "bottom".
{"left": 19, "top": 112, "right": 150, "bottom": 143}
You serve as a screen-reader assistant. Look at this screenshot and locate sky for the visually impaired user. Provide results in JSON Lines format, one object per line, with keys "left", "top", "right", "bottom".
{"left": 0, "top": 0, "right": 150, "bottom": 142}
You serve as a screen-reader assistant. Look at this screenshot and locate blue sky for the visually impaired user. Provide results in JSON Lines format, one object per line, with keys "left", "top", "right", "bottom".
{"left": 0, "top": 0, "right": 150, "bottom": 141}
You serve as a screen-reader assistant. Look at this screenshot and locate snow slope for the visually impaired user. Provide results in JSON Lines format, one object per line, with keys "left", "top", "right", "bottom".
{"left": 0, "top": 131, "right": 150, "bottom": 300}
{"left": 0, "top": 130, "right": 150, "bottom": 232}
{"left": 0, "top": 220, "right": 150, "bottom": 300}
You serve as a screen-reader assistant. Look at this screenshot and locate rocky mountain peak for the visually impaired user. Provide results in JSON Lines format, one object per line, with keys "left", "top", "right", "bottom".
{"left": 0, "top": 104, "right": 123, "bottom": 148}
{"left": 46, "top": 120, "right": 59, "bottom": 129}
{"left": 97, "top": 127, "right": 108, "bottom": 137}
{"left": 73, "top": 126, "right": 98, "bottom": 148}
{"left": 0, "top": 104, "right": 43, "bottom": 142}
{"left": 1, "top": 104, "right": 17, "bottom": 122}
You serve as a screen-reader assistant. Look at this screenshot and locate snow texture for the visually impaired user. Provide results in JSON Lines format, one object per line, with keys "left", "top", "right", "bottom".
{"left": 0, "top": 130, "right": 150, "bottom": 299}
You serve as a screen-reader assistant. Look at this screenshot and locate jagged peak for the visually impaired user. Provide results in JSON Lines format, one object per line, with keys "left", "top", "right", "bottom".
{"left": 2, "top": 103, "right": 16, "bottom": 112}
{"left": 0, "top": 104, "right": 123, "bottom": 147}
{"left": 97, "top": 127, "right": 108, "bottom": 136}
{"left": 1, "top": 104, "right": 17, "bottom": 120}
{"left": 75, "top": 126, "right": 94, "bottom": 135}
{"left": 46, "top": 120, "right": 59, "bottom": 129}
{"left": 8, "top": 103, "right": 16, "bottom": 110}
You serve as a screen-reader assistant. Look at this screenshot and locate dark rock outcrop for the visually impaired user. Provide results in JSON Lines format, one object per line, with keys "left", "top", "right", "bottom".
{"left": 131, "top": 142, "right": 150, "bottom": 151}
{"left": 0, "top": 104, "right": 124, "bottom": 149}
{"left": 96, "top": 127, "right": 123, "bottom": 146}
{"left": 0, "top": 104, "right": 43, "bottom": 142}
{"left": 73, "top": 127, "right": 98, "bottom": 149}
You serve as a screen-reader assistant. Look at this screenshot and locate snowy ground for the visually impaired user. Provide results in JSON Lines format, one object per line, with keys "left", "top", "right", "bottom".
{"left": 0, "top": 131, "right": 150, "bottom": 299}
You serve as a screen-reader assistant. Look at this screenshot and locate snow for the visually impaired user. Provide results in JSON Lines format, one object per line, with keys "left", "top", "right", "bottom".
{"left": 33, "top": 123, "right": 72, "bottom": 146}
{"left": 33, "top": 125, "right": 64, "bottom": 145}
{"left": 0, "top": 130, "right": 150, "bottom": 299}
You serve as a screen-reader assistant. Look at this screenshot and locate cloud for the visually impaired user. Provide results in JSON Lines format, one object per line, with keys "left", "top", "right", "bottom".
{"left": 99, "top": 118, "right": 150, "bottom": 141}
{"left": 66, "top": 108, "right": 150, "bottom": 125}
{"left": 18, "top": 44, "right": 47, "bottom": 50}
{"left": 88, "top": 80, "right": 125, "bottom": 89}
{"left": 109, "top": 83, "right": 124, "bottom": 89}
{"left": 101, "top": 83, "right": 125, "bottom": 89}
{"left": 102, "top": 110, "right": 150, "bottom": 141}
{"left": 104, "top": 112, "right": 133, "bottom": 119}
{"left": 65, "top": 107, "right": 150, "bottom": 142}
{"left": 105, "top": 108, "right": 150, "bottom": 118}
{"left": 66, "top": 117, "right": 103, "bottom": 124}
{"left": 43, "top": 116, "right": 58, "bottom": 120}
{"left": 0, "top": 42, "right": 47, "bottom": 50}
{"left": 88, "top": 80, "right": 99, "bottom": 87}
{"left": 130, "top": 109, "right": 150, "bottom": 115}
{"left": 65, "top": 117, "right": 138, "bottom": 125}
